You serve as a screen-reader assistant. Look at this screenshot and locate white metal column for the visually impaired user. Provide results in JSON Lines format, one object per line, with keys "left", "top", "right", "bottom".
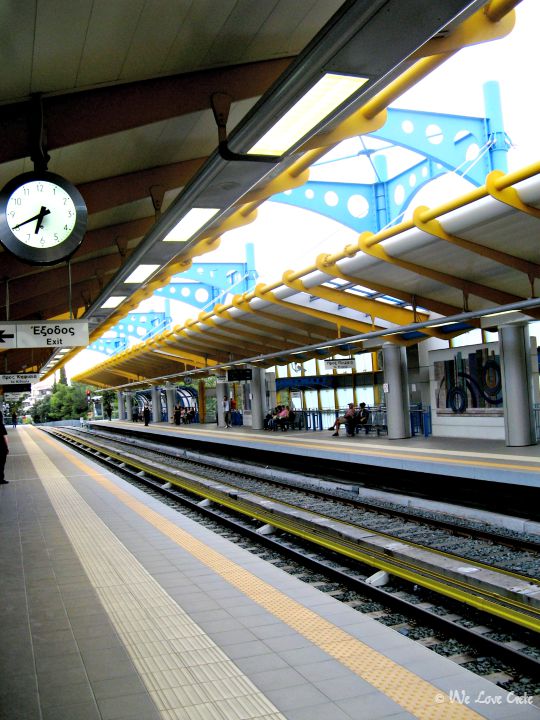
{"left": 250, "top": 367, "right": 265, "bottom": 430}
{"left": 499, "top": 322, "right": 537, "bottom": 447}
{"left": 117, "top": 391, "right": 125, "bottom": 420}
{"left": 382, "top": 343, "right": 411, "bottom": 439}
{"left": 151, "top": 386, "right": 161, "bottom": 423}
{"left": 164, "top": 384, "right": 176, "bottom": 423}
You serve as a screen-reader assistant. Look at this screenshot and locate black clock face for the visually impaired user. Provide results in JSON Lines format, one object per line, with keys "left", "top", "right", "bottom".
{"left": 0, "top": 171, "right": 87, "bottom": 266}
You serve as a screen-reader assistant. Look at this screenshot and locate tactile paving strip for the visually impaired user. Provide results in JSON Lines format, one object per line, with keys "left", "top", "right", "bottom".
{"left": 21, "top": 431, "right": 285, "bottom": 720}
{"left": 33, "top": 430, "right": 487, "bottom": 719}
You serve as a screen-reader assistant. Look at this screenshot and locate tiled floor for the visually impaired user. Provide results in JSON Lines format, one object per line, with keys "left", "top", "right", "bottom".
{"left": 1, "top": 426, "right": 539, "bottom": 720}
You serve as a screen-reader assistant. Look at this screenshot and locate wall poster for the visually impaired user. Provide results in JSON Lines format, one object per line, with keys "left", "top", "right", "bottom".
{"left": 434, "top": 348, "right": 503, "bottom": 416}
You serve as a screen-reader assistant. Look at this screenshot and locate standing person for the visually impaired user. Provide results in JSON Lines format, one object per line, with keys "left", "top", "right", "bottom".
{"left": 104, "top": 402, "right": 112, "bottom": 421}
{"left": 143, "top": 405, "right": 150, "bottom": 426}
{"left": 11, "top": 411, "right": 17, "bottom": 429}
{"left": 0, "top": 412, "right": 9, "bottom": 484}
{"left": 223, "top": 397, "right": 231, "bottom": 427}
{"left": 173, "top": 405, "right": 181, "bottom": 425}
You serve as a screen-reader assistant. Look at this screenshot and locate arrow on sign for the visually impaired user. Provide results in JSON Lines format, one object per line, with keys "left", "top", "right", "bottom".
{"left": 0, "top": 330, "right": 15, "bottom": 343}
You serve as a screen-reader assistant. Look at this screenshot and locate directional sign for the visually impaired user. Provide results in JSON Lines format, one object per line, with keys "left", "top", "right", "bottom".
{"left": 0, "top": 374, "right": 41, "bottom": 384}
{"left": 0, "top": 325, "right": 17, "bottom": 348}
{"left": 325, "top": 359, "right": 355, "bottom": 369}
{"left": 0, "top": 384, "right": 31, "bottom": 393}
{"left": 0, "top": 321, "right": 88, "bottom": 349}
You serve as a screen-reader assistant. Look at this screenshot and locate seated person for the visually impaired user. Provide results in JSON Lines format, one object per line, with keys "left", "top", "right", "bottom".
{"left": 287, "top": 408, "right": 296, "bottom": 429}
{"left": 348, "top": 402, "right": 370, "bottom": 435}
{"left": 329, "top": 403, "right": 355, "bottom": 437}
{"left": 275, "top": 405, "right": 291, "bottom": 430}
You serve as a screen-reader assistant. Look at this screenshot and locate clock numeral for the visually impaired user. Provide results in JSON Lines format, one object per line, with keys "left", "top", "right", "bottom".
{"left": 23, "top": 187, "right": 30, "bottom": 196}
{"left": 9, "top": 211, "right": 14, "bottom": 218}
{"left": 37, "top": 183, "right": 44, "bottom": 192}
{"left": 54, "top": 233, "right": 58, "bottom": 241}
{"left": 64, "top": 224, "right": 69, "bottom": 231}
{"left": 14, "top": 198, "right": 21, "bottom": 205}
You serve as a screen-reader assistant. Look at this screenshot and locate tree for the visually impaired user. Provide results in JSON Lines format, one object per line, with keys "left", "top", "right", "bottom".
{"left": 28, "top": 382, "right": 94, "bottom": 422}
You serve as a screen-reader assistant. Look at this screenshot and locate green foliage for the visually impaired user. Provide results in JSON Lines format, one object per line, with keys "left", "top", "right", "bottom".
{"left": 28, "top": 382, "right": 92, "bottom": 423}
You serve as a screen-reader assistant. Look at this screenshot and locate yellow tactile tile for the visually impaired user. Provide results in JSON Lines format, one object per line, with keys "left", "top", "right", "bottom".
{"left": 33, "top": 429, "right": 489, "bottom": 719}
{"left": 21, "top": 431, "right": 285, "bottom": 720}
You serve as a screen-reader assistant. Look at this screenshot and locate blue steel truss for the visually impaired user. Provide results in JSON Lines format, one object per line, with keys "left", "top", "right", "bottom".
{"left": 270, "top": 82, "right": 509, "bottom": 233}
{"left": 90, "top": 245, "right": 258, "bottom": 356}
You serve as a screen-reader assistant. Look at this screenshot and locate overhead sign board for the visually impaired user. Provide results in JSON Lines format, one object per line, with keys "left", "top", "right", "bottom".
{"left": 0, "top": 384, "right": 31, "bottom": 393}
{"left": 0, "top": 321, "right": 88, "bottom": 349}
{"left": 324, "top": 359, "right": 355, "bottom": 369}
{"left": 4, "top": 393, "right": 25, "bottom": 401}
{"left": 227, "top": 368, "right": 252, "bottom": 382}
{"left": 0, "top": 374, "right": 41, "bottom": 384}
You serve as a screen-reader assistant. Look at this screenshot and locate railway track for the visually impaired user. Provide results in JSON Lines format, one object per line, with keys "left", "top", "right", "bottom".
{"left": 43, "top": 425, "right": 540, "bottom": 695}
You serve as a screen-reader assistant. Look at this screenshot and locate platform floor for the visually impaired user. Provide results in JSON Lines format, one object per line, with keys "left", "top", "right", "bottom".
{"left": 1, "top": 425, "right": 539, "bottom": 720}
{"left": 91, "top": 418, "right": 540, "bottom": 488}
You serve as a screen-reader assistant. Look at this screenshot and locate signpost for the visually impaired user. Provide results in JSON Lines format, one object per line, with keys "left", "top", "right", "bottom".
{"left": 0, "top": 321, "right": 88, "bottom": 349}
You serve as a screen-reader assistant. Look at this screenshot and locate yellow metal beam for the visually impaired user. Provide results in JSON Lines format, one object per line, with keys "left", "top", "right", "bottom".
{"left": 486, "top": 169, "right": 540, "bottom": 219}
{"left": 357, "top": 232, "right": 528, "bottom": 309}
{"left": 413, "top": 206, "right": 540, "bottom": 277}
{"left": 253, "top": 283, "right": 402, "bottom": 341}
{"left": 314, "top": 254, "right": 470, "bottom": 322}
{"left": 231, "top": 295, "right": 344, "bottom": 341}
{"left": 282, "top": 271, "right": 428, "bottom": 325}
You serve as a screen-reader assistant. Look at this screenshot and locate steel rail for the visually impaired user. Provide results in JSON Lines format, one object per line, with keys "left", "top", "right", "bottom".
{"left": 46, "top": 427, "right": 540, "bottom": 633}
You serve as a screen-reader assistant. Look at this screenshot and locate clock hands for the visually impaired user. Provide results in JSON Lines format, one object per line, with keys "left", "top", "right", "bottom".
{"left": 12, "top": 205, "right": 51, "bottom": 233}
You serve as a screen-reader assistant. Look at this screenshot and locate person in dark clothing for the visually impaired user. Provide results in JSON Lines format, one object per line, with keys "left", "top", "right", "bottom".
{"left": 11, "top": 412, "right": 17, "bottom": 429}
{"left": 0, "top": 412, "right": 9, "bottom": 484}
{"left": 143, "top": 406, "right": 150, "bottom": 426}
{"left": 173, "top": 405, "right": 181, "bottom": 425}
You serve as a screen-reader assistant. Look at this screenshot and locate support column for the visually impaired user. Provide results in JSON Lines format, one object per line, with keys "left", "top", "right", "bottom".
{"left": 151, "top": 386, "right": 161, "bottom": 423}
{"left": 125, "top": 392, "right": 133, "bottom": 422}
{"left": 216, "top": 381, "right": 226, "bottom": 427}
{"left": 117, "top": 391, "right": 125, "bottom": 421}
{"left": 250, "top": 367, "right": 265, "bottom": 430}
{"left": 382, "top": 343, "right": 411, "bottom": 439}
{"left": 499, "top": 322, "right": 537, "bottom": 447}
{"left": 164, "top": 384, "right": 176, "bottom": 423}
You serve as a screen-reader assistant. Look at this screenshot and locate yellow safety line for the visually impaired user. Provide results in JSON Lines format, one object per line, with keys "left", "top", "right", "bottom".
{"left": 20, "top": 430, "right": 285, "bottom": 720}
{"left": 38, "top": 428, "right": 488, "bottom": 720}
{"left": 177, "top": 428, "right": 540, "bottom": 474}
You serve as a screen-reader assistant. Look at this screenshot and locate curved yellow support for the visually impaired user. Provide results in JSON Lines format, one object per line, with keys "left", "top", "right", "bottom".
{"left": 486, "top": 169, "right": 540, "bottom": 219}
{"left": 314, "top": 253, "right": 464, "bottom": 320}
{"left": 254, "top": 282, "right": 385, "bottom": 338}
{"left": 413, "top": 206, "right": 540, "bottom": 276}
{"left": 282, "top": 270, "right": 428, "bottom": 327}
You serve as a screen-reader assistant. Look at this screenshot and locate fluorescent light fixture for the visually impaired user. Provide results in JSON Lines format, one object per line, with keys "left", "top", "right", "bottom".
{"left": 100, "top": 296, "right": 127, "bottom": 309}
{"left": 428, "top": 321, "right": 460, "bottom": 328}
{"left": 249, "top": 73, "right": 368, "bottom": 156}
{"left": 163, "top": 208, "right": 220, "bottom": 242}
{"left": 124, "top": 264, "right": 160, "bottom": 284}
{"left": 482, "top": 309, "right": 520, "bottom": 319}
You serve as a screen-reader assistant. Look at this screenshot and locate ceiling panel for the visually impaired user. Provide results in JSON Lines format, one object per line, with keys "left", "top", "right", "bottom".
{"left": 0, "top": 2, "right": 35, "bottom": 100}
{"left": 32, "top": 1, "right": 94, "bottom": 93}
{"left": 118, "top": 0, "right": 196, "bottom": 81}
{"left": 76, "top": 0, "right": 147, "bottom": 87}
